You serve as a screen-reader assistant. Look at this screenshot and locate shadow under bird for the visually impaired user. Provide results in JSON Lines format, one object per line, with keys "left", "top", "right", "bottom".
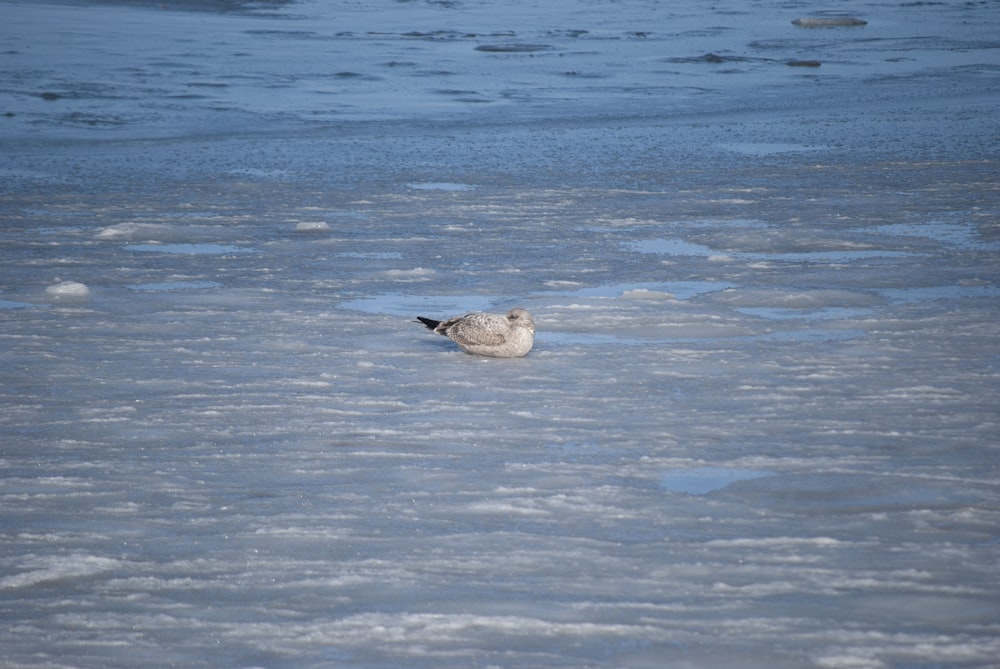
{"left": 415, "top": 308, "right": 535, "bottom": 357}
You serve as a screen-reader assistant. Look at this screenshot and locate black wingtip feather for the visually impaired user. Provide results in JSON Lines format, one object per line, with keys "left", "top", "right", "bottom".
{"left": 416, "top": 316, "right": 441, "bottom": 330}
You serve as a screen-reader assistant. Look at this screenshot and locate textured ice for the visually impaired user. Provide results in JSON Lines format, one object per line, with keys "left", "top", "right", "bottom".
{"left": 124, "top": 243, "right": 254, "bottom": 254}
{"left": 1, "top": 0, "right": 998, "bottom": 667}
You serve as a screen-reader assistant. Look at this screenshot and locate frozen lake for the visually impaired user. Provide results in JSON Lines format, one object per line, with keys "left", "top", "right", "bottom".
{"left": 2, "top": 0, "right": 999, "bottom": 667}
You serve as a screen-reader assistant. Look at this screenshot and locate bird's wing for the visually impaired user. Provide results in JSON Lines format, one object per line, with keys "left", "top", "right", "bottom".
{"left": 446, "top": 313, "right": 507, "bottom": 347}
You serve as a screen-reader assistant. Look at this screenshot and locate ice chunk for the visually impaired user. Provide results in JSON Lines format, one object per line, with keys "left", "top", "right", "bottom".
{"left": 45, "top": 280, "right": 90, "bottom": 299}
{"left": 294, "top": 221, "right": 330, "bottom": 232}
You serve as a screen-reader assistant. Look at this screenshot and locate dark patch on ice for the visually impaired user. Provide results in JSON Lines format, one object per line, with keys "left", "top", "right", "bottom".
{"left": 401, "top": 31, "right": 476, "bottom": 42}
{"left": 791, "top": 17, "right": 868, "bottom": 28}
{"left": 51, "top": 0, "right": 297, "bottom": 13}
{"left": 475, "top": 44, "right": 552, "bottom": 53}
{"left": 245, "top": 29, "right": 318, "bottom": 39}
{"left": 397, "top": 0, "right": 463, "bottom": 9}
{"left": 334, "top": 72, "right": 381, "bottom": 81}
{"left": 664, "top": 53, "right": 758, "bottom": 65}
{"left": 433, "top": 89, "right": 485, "bottom": 99}
{"left": 44, "top": 113, "right": 130, "bottom": 128}
{"left": 560, "top": 71, "right": 607, "bottom": 79}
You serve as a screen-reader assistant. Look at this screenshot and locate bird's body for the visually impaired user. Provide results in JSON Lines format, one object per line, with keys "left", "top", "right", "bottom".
{"left": 416, "top": 308, "right": 535, "bottom": 357}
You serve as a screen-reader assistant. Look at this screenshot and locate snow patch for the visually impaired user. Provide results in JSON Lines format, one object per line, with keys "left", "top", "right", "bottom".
{"left": 45, "top": 280, "right": 90, "bottom": 299}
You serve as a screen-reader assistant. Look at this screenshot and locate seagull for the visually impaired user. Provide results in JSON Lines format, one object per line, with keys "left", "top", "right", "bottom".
{"left": 415, "top": 308, "right": 535, "bottom": 357}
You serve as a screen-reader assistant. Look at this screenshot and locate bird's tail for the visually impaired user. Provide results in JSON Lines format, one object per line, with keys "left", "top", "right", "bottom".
{"left": 416, "top": 316, "right": 441, "bottom": 330}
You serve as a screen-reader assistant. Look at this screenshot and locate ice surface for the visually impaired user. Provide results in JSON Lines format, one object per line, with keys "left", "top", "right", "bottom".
{"left": 659, "top": 467, "right": 775, "bottom": 494}
{"left": 124, "top": 243, "right": 256, "bottom": 254}
{"left": 2, "top": 0, "right": 999, "bottom": 667}
{"left": 0, "top": 299, "right": 37, "bottom": 309}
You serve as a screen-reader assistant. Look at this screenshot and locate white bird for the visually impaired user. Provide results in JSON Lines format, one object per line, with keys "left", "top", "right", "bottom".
{"left": 416, "top": 308, "right": 535, "bottom": 358}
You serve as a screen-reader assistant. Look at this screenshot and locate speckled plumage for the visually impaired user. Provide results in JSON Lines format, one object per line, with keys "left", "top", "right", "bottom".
{"left": 416, "top": 308, "right": 535, "bottom": 357}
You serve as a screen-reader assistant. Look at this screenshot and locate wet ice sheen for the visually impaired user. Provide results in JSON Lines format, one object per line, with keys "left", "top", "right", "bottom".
{"left": 629, "top": 237, "right": 919, "bottom": 262}
{"left": 1, "top": 0, "right": 999, "bottom": 668}
{"left": 660, "top": 467, "right": 774, "bottom": 494}
{"left": 0, "top": 299, "right": 38, "bottom": 309}
{"left": 407, "top": 182, "right": 476, "bottom": 191}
